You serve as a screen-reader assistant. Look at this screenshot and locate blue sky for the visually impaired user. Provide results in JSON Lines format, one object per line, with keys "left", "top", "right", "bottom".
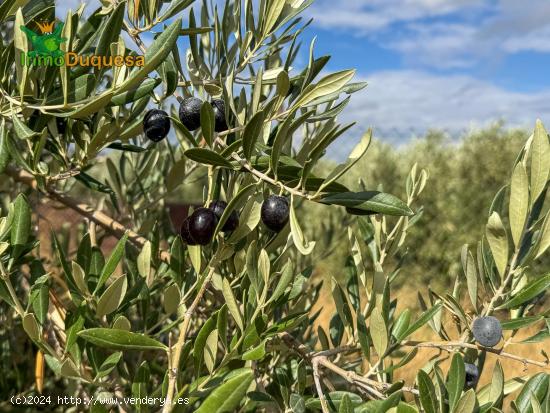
{"left": 301, "top": 0, "right": 550, "bottom": 148}
{"left": 56, "top": 0, "right": 550, "bottom": 150}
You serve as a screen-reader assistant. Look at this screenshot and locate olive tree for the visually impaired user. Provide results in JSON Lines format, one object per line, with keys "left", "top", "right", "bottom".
{"left": 0, "top": 0, "right": 549, "bottom": 412}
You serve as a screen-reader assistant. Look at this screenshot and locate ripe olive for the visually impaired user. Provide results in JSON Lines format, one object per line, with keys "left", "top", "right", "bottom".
{"left": 261, "top": 195, "right": 289, "bottom": 232}
{"left": 472, "top": 316, "right": 502, "bottom": 347}
{"left": 188, "top": 207, "right": 218, "bottom": 245}
{"left": 209, "top": 200, "right": 239, "bottom": 232}
{"left": 464, "top": 363, "right": 479, "bottom": 389}
{"left": 180, "top": 217, "right": 197, "bottom": 245}
{"left": 211, "top": 99, "right": 228, "bottom": 132}
{"left": 179, "top": 97, "right": 203, "bottom": 131}
{"left": 143, "top": 109, "right": 171, "bottom": 142}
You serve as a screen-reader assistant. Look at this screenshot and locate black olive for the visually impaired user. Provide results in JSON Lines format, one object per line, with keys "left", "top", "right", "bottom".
{"left": 261, "top": 195, "right": 289, "bottom": 232}
{"left": 209, "top": 200, "right": 239, "bottom": 232}
{"left": 179, "top": 97, "right": 203, "bottom": 131}
{"left": 143, "top": 109, "right": 171, "bottom": 142}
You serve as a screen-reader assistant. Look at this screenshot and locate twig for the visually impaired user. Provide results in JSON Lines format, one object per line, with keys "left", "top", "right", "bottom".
{"left": 0, "top": 261, "right": 25, "bottom": 316}
{"left": 401, "top": 340, "right": 549, "bottom": 369}
{"left": 214, "top": 137, "right": 318, "bottom": 201}
{"left": 312, "top": 358, "right": 330, "bottom": 413}
{"left": 162, "top": 268, "right": 215, "bottom": 413}
{"left": 279, "top": 333, "right": 419, "bottom": 400}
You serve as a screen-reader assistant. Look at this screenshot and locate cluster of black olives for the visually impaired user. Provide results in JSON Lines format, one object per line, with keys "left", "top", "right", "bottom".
{"left": 142, "top": 97, "right": 228, "bottom": 142}
{"left": 180, "top": 195, "right": 291, "bottom": 246}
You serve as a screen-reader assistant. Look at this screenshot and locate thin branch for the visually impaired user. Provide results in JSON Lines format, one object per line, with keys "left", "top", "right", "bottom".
{"left": 279, "top": 333, "right": 419, "bottom": 400}
{"left": 312, "top": 358, "right": 330, "bottom": 413}
{"left": 402, "top": 340, "right": 549, "bottom": 369}
{"left": 162, "top": 268, "right": 214, "bottom": 413}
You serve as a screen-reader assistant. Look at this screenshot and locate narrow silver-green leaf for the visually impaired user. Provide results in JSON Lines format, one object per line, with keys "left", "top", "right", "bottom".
{"left": 10, "top": 193, "right": 31, "bottom": 252}
{"left": 535, "top": 211, "right": 550, "bottom": 259}
{"left": 447, "top": 353, "right": 465, "bottom": 411}
{"left": 370, "top": 309, "right": 387, "bottom": 356}
{"left": 509, "top": 162, "right": 529, "bottom": 246}
{"left": 242, "top": 110, "right": 265, "bottom": 160}
{"left": 204, "top": 329, "right": 218, "bottom": 373}
{"left": 72, "top": 261, "right": 89, "bottom": 295}
{"left": 194, "top": 370, "right": 253, "bottom": 413}
{"left": 453, "top": 389, "right": 476, "bottom": 413}
{"left": 200, "top": 101, "right": 215, "bottom": 147}
{"left": 497, "top": 273, "right": 550, "bottom": 309}
{"left": 23, "top": 313, "right": 40, "bottom": 341}
{"left": 118, "top": 18, "right": 182, "bottom": 93}
{"left": 137, "top": 241, "right": 151, "bottom": 279}
{"left": 318, "top": 129, "right": 372, "bottom": 193}
{"left": 185, "top": 148, "right": 233, "bottom": 168}
{"left": 95, "top": 232, "right": 128, "bottom": 293}
{"left": 96, "top": 275, "right": 127, "bottom": 318}
{"left": 417, "top": 370, "right": 438, "bottom": 413}
{"left": 530, "top": 120, "right": 550, "bottom": 205}
{"left": 485, "top": 212, "right": 508, "bottom": 279}
{"left": 163, "top": 284, "right": 180, "bottom": 315}
{"left": 78, "top": 328, "right": 167, "bottom": 351}
{"left": 222, "top": 277, "right": 243, "bottom": 331}
{"left": 294, "top": 70, "right": 355, "bottom": 109}
{"left": 289, "top": 195, "right": 315, "bottom": 255}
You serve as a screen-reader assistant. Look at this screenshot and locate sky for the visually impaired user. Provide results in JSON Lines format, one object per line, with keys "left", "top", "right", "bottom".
{"left": 53, "top": 0, "right": 550, "bottom": 152}
{"left": 302, "top": 0, "right": 550, "bottom": 149}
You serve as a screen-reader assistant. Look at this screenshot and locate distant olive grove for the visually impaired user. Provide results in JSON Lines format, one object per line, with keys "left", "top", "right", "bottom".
{"left": 310, "top": 123, "right": 547, "bottom": 288}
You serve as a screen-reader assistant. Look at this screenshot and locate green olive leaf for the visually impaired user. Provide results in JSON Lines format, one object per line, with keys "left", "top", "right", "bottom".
{"left": 78, "top": 328, "right": 167, "bottom": 351}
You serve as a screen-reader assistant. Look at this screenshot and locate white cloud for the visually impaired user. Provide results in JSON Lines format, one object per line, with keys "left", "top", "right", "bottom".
{"left": 308, "top": 0, "right": 481, "bottom": 34}
{"left": 308, "top": 0, "right": 550, "bottom": 69}
{"left": 327, "top": 70, "right": 550, "bottom": 156}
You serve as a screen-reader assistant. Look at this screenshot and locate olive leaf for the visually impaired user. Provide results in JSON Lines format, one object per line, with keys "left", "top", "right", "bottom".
{"left": 497, "top": 273, "right": 550, "bottom": 309}
{"left": 417, "top": 370, "right": 438, "bottom": 413}
{"left": 321, "top": 191, "right": 413, "bottom": 216}
{"left": 294, "top": 70, "right": 355, "bottom": 109}
{"left": 222, "top": 277, "right": 243, "bottom": 331}
{"left": 370, "top": 309, "right": 388, "bottom": 357}
{"left": 23, "top": 313, "right": 40, "bottom": 341}
{"left": 194, "top": 370, "right": 254, "bottom": 413}
{"left": 118, "top": 18, "right": 182, "bottom": 93}
{"left": 137, "top": 241, "right": 151, "bottom": 279}
{"left": 200, "top": 101, "right": 215, "bottom": 147}
{"left": 78, "top": 328, "right": 167, "bottom": 351}
{"left": 95, "top": 232, "right": 128, "bottom": 293}
{"left": 185, "top": 148, "right": 233, "bottom": 168}
{"left": 485, "top": 212, "right": 509, "bottom": 279}
{"left": 242, "top": 110, "right": 265, "bottom": 160}
{"left": 317, "top": 129, "right": 372, "bottom": 194}
{"left": 447, "top": 353, "right": 465, "bottom": 411}
{"left": 509, "top": 162, "right": 529, "bottom": 246}
{"left": 163, "top": 284, "right": 180, "bottom": 314}
{"left": 72, "top": 261, "right": 89, "bottom": 296}
{"left": 530, "top": 120, "right": 550, "bottom": 205}
{"left": 289, "top": 196, "right": 315, "bottom": 255}
{"left": 96, "top": 275, "right": 127, "bottom": 318}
